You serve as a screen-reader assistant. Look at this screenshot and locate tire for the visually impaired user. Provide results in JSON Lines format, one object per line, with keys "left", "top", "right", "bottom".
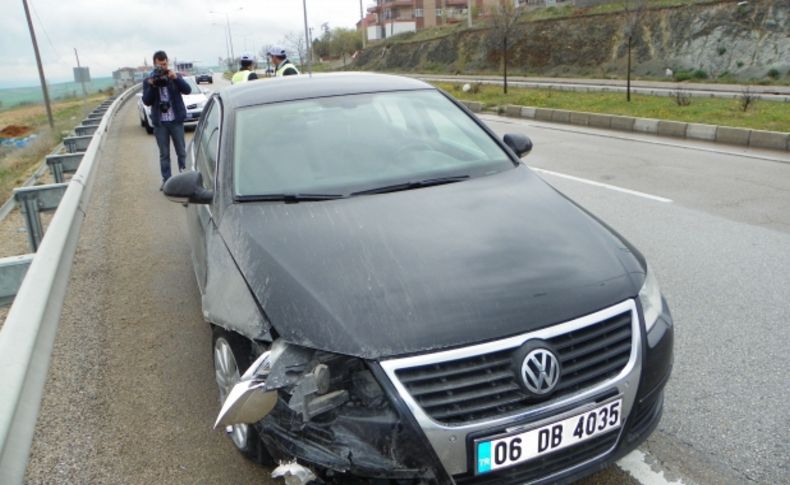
{"left": 144, "top": 118, "right": 154, "bottom": 135}
{"left": 212, "top": 326, "right": 274, "bottom": 465}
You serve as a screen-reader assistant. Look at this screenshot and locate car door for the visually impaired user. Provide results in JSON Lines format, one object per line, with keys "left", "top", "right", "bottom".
{"left": 188, "top": 97, "right": 221, "bottom": 293}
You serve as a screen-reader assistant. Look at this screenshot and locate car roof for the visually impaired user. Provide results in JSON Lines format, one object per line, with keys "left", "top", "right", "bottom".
{"left": 219, "top": 72, "right": 435, "bottom": 109}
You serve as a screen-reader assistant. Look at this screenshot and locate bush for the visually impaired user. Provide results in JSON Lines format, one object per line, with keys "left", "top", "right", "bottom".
{"left": 736, "top": 61, "right": 744, "bottom": 68}
{"left": 767, "top": 68, "right": 780, "bottom": 79}
{"left": 717, "top": 47, "right": 726, "bottom": 56}
{"left": 692, "top": 69, "right": 708, "bottom": 80}
{"left": 674, "top": 70, "right": 693, "bottom": 82}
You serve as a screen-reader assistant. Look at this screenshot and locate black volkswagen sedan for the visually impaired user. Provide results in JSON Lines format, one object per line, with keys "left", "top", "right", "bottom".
{"left": 163, "top": 73, "right": 673, "bottom": 484}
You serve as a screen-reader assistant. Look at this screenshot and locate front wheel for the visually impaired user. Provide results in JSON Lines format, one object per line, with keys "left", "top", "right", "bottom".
{"left": 212, "top": 326, "right": 274, "bottom": 465}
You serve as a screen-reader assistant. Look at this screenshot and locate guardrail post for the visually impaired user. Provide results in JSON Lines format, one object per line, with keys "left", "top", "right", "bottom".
{"left": 80, "top": 118, "right": 100, "bottom": 127}
{"left": 0, "top": 255, "right": 34, "bottom": 307}
{"left": 45, "top": 153, "right": 84, "bottom": 183}
{"left": 13, "top": 183, "right": 69, "bottom": 252}
{"left": 63, "top": 135, "right": 93, "bottom": 153}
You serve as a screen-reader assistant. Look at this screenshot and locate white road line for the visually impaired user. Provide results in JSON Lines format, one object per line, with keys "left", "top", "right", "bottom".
{"left": 618, "top": 450, "right": 687, "bottom": 485}
{"left": 532, "top": 168, "right": 673, "bottom": 203}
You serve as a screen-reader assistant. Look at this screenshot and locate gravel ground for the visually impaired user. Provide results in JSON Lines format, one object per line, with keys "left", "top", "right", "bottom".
{"left": 24, "top": 98, "right": 266, "bottom": 483}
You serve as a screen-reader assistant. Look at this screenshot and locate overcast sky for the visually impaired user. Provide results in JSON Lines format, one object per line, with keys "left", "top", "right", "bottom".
{"left": 1, "top": 0, "right": 370, "bottom": 88}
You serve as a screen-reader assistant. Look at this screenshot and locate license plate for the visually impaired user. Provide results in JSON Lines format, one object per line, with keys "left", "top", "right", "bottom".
{"left": 475, "top": 398, "right": 622, "bottom": 474}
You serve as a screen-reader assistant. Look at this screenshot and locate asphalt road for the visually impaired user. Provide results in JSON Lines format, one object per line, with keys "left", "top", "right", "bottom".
{"left": 23, "top": 77, "right": 789, "bottom": 484}
{"left": 481, "top": 114, "right": 790, "bottom": 484}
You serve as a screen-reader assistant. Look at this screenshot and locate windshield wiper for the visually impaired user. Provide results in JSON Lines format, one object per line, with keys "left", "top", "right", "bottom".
{"left": 237, "top": 193, "right": 345, "bottom": 203}
{"left": 351, "top": 175, "right": 470, "bottom": 196}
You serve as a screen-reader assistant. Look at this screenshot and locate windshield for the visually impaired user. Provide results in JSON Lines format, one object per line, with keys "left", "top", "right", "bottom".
{"left": 184, "top": 77, "right": 200, "bottom": 93}
{"left": 233, "top": 90, "right": 513, "bottom": 198}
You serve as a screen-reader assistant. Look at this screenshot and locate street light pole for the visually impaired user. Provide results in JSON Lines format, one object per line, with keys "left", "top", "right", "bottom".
{"left": 360, "top": 0, "right": 366, "bottom": 49}
{"left": 21, "top": 0, "right": 54, "bottom": 130}
{"left": 302, "top": 0, "right": 312, "bottom": 74}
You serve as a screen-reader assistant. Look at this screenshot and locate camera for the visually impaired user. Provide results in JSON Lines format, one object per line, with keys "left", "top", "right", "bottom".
{"left": 159, "top": 101, "right": 171, "bottom": 113}
{"left": 151, "top": 66, "right": 170, "bottom": 87}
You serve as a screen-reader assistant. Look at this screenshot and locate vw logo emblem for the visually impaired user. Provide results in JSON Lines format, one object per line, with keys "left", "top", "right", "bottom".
{"left": 521, "top": 348, "right": 560, "bottom": 395}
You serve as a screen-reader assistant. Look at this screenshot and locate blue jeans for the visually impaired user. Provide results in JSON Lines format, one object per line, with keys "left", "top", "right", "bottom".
{"left": 154, "top": 121, "right": 186, "bottom": 181}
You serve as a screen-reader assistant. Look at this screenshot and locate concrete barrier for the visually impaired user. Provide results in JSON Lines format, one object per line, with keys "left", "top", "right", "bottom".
{"left": 657, "top": 120, "right": 687, "bottom": 138}
{"left": 588, "top": 113, "right": 612, "bottom": 129}
{"left": 505, "top": 105, "right": 521, "bottom": 117}
{"left": 569, "top": 112, "right": 590, "bottom": 126}
{"left": 633, "top": 118, "right": 660, "bottom": 134}
{"left": 551, "top": 109, "right": 571, "bottom": 123}
{"left": 716, "top": 126, "right": 751, "bottom": 146}
{"left": 465, "top": 101, "right": 483, "bottom": 113}
{"left": 521, "top": 107, "right": 536, "bottom": 119}
{"left": 610, "top": 115, "right": 635, "bottom": 132}
{"left": 534, "top": 108, "right": 554, "bottom": 122}
{"left": 748, "top": 130, "right": 789, "bottom": 150}
{"left": 687, "top": 123, "right": 718, "bottom": 141}
{"left": 466, "top": 99, "right": 788, "bottom": 151}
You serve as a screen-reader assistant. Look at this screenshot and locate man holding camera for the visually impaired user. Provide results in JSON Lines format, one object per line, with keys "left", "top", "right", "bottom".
{"left": 142, "top": 50, "right": 191, "bottom": 190}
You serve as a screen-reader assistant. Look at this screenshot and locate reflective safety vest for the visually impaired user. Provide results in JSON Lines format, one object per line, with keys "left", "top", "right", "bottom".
{"left": 231, "top": 70, "right": 254, "bottom": 84}
{"left": 275, "top": 60, "right": 300, "bottom": 77}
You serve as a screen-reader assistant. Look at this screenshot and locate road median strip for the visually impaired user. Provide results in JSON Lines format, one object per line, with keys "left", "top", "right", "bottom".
{"left": 467, "top": 102, "right": 789, "bottom": 151}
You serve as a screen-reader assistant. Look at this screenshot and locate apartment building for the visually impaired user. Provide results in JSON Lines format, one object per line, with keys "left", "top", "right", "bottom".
{"left": 361, "top": 0, "right": 504, "bottom": 40}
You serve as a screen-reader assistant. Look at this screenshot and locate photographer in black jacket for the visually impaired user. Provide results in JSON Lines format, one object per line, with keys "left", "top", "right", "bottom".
{"left": 142, "top": 50, "right": 191, "bottom": 190}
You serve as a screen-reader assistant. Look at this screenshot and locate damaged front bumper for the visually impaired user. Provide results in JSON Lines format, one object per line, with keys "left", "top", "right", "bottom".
{"left": 217, "top": 299, "right": 672, "bottom": 484}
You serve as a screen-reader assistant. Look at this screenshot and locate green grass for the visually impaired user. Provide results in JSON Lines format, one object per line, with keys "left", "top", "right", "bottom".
{"left": 0, "top": 94, "right": 109, "bottom": 202}
{"left": 436, "top": 82, "right": 790, "bottom": 132}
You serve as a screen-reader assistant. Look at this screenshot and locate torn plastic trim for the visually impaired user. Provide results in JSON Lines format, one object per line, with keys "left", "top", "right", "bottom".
{"left": 215, "top": 340, "right": 355, "bottom": 429}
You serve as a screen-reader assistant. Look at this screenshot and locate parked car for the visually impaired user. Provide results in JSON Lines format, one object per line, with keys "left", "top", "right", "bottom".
{"left": 196, "top": 70, "right": 214, "bottom": 84}
{"left": 163, "top": 73, "right": 673, "bottom": 484}
{"left": 136, "top": 76, "right": 207, "bottom": 134}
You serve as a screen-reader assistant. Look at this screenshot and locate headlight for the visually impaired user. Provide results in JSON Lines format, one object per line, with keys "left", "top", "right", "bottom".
{"left": 638, "top": 264, "right": 663, "bottom": 332}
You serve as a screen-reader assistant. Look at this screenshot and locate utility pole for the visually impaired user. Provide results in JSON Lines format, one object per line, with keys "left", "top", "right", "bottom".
{"left": 22, "top": 0, "right": 54, "bottom": 131}
{"left": 360, "top": 0, "right": 366, "bottom": 48}
{"left": 74, "top": 48, "right": 88, "bottom": 98}
{"left": 302, "top": 0, "right": 312, "bottom": 74}
{"left": 468, "top": 0, "right": 473, "bottom": 28}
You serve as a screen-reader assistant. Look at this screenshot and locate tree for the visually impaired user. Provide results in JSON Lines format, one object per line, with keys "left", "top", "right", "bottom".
{"left": 330, "top": 28, "right": 362, "bottom": 66}
{"left": 283, "top": 32, "right": 307, "bottom": 68}
{"left": 485, "top": 0, "right": 526, "bottom": 94}
{"left": 624, "top": 0, "right": 646, "bottom": 102}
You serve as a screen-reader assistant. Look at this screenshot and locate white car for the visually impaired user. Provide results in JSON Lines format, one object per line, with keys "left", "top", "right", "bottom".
{"left": 137, "top": 76, "right": 209, "bottom": 134}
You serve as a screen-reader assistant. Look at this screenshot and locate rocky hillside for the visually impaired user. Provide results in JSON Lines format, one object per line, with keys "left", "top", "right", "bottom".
{"left": 353, "top": 0, "right": 789, "bottom": 81}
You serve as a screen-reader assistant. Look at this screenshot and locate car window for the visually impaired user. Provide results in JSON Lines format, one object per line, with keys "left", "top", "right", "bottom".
{"left": 195, "top": 100, "right": 220, "bottom": 187}
{"left": 183, "top": 77, "right": 200, "bottom": 93}
{"left": 233, "top": 90, "right": 512, "bottom": 197}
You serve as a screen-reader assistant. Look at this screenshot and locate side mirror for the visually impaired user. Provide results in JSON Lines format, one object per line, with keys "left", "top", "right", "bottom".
{"left": 163, "top": 170, "right": 213, "bottom": 204}
{"left": 503, "top": 133, "right": 533, "bottom": 158}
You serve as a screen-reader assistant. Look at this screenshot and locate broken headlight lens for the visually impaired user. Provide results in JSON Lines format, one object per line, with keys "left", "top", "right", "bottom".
{"left": 638, "top": 264, "right": 663, "bottom": 332}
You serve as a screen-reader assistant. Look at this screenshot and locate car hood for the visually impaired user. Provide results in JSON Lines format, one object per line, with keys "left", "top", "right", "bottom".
{"left": 183, "top": 93, "right": 206, "bottom": 106}
{"left": 220, "top": 166, "right": 645, "bottom": 360}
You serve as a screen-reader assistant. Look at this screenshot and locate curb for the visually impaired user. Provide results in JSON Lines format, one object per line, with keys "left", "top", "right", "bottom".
{"left": 463, "top": 102, "right": 790, "bottom": 152}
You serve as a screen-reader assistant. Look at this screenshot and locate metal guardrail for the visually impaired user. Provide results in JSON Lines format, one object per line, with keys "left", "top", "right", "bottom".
{"left": 0, "top": 84, "right": 141, "bottom": 483}
{"left": 13, "top": 183, "right": 69, "bottom": 252}
{"left": 0, "top": 255, "right": 33, "bottom": 307}
{"left": 46, "top": 152, "right": 85, "bottom": 183}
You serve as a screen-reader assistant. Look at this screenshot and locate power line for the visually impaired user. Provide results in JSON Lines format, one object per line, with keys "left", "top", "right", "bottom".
{"left": 29, "top": 0, "right": 62, "bottom": 62}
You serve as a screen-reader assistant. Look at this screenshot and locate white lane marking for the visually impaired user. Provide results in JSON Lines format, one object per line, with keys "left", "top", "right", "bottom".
{"left": 618, "top": 450, "right": 687, "bottom": 485}
{"left": 484, "top": 115, "right": 790, "bottom": 165}
{"left": 532, "top": 168, "right": 673, "bottom": 203}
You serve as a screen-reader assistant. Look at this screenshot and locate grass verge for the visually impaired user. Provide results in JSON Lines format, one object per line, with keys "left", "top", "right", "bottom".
{"left": 0, "top": 93, "right": 109, "bottom": 204}
{"left": 436, "top": 82, "right": 790, "bottom": 132}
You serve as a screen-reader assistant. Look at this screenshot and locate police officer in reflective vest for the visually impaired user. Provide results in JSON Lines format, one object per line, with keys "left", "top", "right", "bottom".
{"left": 231, "top": 54, "right": 258, "bottom": 84}
{"left": 267, "top": 46, "right": 300, "bottom": 77}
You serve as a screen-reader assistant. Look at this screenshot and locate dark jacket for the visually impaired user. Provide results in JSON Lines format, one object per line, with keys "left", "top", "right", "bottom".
{"left": 142, "top": 72, "right": 191, "bottom": 126}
